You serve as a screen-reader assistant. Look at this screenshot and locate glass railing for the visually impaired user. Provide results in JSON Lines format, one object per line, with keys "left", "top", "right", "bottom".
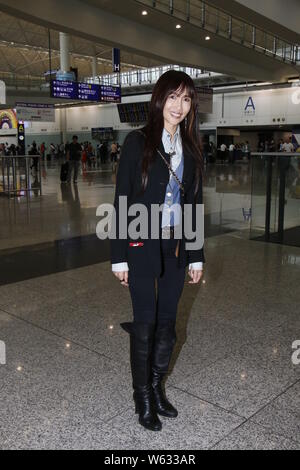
{"left": 250, "top": 153, "right": 300, "bottom": 247}
{"left": 0, "top": 155, "right": 42, "bottom": 197}
{"left": 85, "top": 64, "right": 222, "bottom": 86}
{"left": 135, "top": 0, "right": 299, "bottom": 64}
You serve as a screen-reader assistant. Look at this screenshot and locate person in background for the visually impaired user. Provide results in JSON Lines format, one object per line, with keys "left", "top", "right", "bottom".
{"left": 220, "top": 142, "right": 227, "bottom": 164}
{"left": 59, "top": 142, "right": 65, "bottom": 160}
{"left": 269, "top": 139, "right": 276, "bottom": 153}
{"left": 82, "top": 147, "right": 87, "bottom": 171}
{"left": 282, "top": 137, "right": 295, "bottom": 153}
{"left": 40, "top": 142, "right": 46, "bottom": 160}
{"left": 244, "top": 141, "right": 251, "bottom": 161}
{"left": 87, "top": 142, "right": 96, "bottom": 169}
{"left": 29, "top": 141, "right": 39, "bottom": 173}
{"left": 100, "top": 141, "right": 108, "bottom": 164}
{"left": 229, "top": 142, "right": 235, "bottom": 165}
{"left": 67, "top": 135, "right": 82, "bottom": 184}
{"left": 111, "top": 142, "right": 118, "bottom": 173}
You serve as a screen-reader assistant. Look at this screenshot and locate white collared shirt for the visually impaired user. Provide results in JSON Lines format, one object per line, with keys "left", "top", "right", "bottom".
{"left": 162, "top": 126, "right": 182, "bottom": 174}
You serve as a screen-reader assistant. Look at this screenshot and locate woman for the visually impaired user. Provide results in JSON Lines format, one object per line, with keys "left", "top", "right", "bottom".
{"left": 111, "top": 142, "right": 118, "bottom": 173}
{"left": 111, "top": 70, "right": 205, "bottom": 432}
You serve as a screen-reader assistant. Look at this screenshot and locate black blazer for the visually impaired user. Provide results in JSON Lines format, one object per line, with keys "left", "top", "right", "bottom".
{"left": 110, "top": 130, "right": 205, "bottom": 277}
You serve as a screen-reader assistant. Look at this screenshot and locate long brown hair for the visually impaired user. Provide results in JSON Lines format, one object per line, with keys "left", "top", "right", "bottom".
{"left": 142, "top": 70, "right": 203, "bottom": 197}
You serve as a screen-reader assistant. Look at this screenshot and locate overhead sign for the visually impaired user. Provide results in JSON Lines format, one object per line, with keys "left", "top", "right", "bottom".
{"left": 100, "top": 85, "right": 121, "bottom": 103}
{"left": 16, "top": 103, "right": 55, "bottom": 122}
{"left": 78, "top": 82, "right": 101, "bottom": 101}
{"left": 50, "top": 80, "right": 121, "bottom": 103}
{"left": 113, "top": 48, "right": 121, "bottom": 74}
{"left": 51, "top": 80, "right": 78, "bottom": 100}
{"left": 197, "top": 87, "right": 213, "bottom": 114}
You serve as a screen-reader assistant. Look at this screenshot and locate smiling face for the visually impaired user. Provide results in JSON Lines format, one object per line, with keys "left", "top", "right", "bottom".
{"left": 163, "top": 87, "right": 192, "bottom": 133}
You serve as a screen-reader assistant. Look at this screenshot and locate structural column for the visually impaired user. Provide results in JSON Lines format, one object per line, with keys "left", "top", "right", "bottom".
{"left": 59, "top": 32, "right": 70, "bottom": 73}
{"left": 92, "top": 56, "right": 98, "bottom": 79}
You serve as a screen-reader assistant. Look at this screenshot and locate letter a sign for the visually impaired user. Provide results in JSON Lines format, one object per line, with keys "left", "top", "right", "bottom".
{"left": 245, "top": 97, "right": 255, "bottom": 115}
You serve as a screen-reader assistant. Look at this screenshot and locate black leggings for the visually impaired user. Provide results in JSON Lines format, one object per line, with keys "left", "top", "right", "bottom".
{"left": 128, "top": 239, "right": 186, "bottom": 324}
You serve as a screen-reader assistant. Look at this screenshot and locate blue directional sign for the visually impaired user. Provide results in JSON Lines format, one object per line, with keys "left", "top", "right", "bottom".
{"left": 78, "top": 82, "right": 101, "bottom": 102}
{"left": 51, "top": 80, "right": 78, "bottom": 100}
{"left": 100, "top": 85, "right": 121, "bottom": 103}
{"left": 50, "top": 80, "right": 121, "bottom": 103}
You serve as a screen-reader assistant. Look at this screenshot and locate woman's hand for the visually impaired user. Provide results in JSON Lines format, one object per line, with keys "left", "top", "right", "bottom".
{"left": 188, "top": 269, "right": 204, "bottom": 285}
{"left": 114, "top": 271, "right": 129, "bottom": 287}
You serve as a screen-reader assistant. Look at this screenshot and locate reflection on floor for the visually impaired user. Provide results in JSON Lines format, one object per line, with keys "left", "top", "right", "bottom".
{"left": 0, "top": 162, "right": 252, "bottom": 282}
{"left": 0, "top": 161, "right": 252, "bottom": 252}
{"left": 254, "top": 226, "right": 300, "bottom": 248}
{"left": 0, "top": 161, "right": 299, "bottom": 450}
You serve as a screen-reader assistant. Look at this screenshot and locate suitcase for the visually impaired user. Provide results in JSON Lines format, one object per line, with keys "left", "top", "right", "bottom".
{"left": 60, "top": 162, "right": 69, "bottom": 182}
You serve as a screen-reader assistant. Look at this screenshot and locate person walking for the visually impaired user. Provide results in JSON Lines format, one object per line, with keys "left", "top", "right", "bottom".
{"left": 111, "top": 142, "right": 118, "bottom": 173}
{"left": 67, "top": 136, "right": 82, "bottom": 184}
{"left": 282, "top": 137, "right": 295, "bottom": 153}
{"left": 29, "top": 141, "right": 39, "bottom": 173}
{"left": 220, "top": 142, "right": 227, "bottom": 164}
{"left": 40, "top": 142, "right": 46, "bottom": 161}
{"left": 110, "top": 70, "right": 205, "bottom": 432}
{"left": 229, "top": 143, "right": 235, "bottom": 165}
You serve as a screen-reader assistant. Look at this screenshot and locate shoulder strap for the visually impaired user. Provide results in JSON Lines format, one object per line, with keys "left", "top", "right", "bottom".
{"left": 137, "top": 131, "right": 185, "bottom": 195}
{"left": 157, "top": 148, "right": 185, "bottom": 195}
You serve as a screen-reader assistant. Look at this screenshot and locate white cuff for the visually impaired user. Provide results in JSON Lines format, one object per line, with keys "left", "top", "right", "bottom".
{"left": 189, "top": 262, "right": 204, "bottom": 271}
{"left": 112, "top": 262, "right": 129, "bottom": 273}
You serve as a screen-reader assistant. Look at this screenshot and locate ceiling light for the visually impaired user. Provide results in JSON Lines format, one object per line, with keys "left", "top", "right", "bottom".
{"left": 205, "top": 36, "right": 211, "bottom": 41}
{"left": 176, "top": 24, "right": 182, "bottom": 29}
{"left": 142, "top": 10, "right": 148, "bottom": 16}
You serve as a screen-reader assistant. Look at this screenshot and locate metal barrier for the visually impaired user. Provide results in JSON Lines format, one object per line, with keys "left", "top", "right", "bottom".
{"left": 0, "top": 155, "right": 42, "bottom": 197}
{"left": 250, "top": 152, "right": 300, "bottom": 246}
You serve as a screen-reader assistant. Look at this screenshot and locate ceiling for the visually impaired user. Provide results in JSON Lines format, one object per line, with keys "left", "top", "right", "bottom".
{"left": 0, "top": 0, "right": 298, "bottom": 82}
{"left": 0, "top": 10, "right": 164, "bottom": 83}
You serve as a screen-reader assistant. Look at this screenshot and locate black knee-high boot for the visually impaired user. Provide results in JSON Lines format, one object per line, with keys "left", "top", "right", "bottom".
{"left": 121, "top": 322, "right": 162, "bottom": 432}
{"left": 152, "top": 321, "right": 178, "bottom": 418}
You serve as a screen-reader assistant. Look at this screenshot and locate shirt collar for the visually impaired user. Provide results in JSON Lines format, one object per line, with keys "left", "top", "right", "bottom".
{"left": 163, "top": 126, "right": 180, "bottom": 143}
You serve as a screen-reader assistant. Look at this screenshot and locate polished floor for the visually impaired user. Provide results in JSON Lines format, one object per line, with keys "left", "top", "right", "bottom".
{"left": 0, "top": 162, "right": 299, "bottom": 450}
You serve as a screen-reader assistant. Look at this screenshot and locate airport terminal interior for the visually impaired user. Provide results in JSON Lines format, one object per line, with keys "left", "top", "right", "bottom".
{"left": 0, "top": 0, "right": 299, "bottom": 451}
